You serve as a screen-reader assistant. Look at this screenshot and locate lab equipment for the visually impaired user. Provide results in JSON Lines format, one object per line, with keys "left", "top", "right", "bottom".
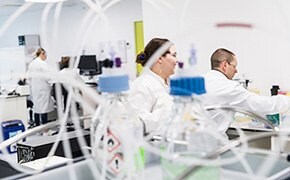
{"left": 1, "top": 120, "right": 25, "bottom": 153}
{"left": 266, "top": 113, "right": 281, "bottom": 126}
{"left": 233, "top": 74, "right": 252, "bottom": 89}
{"left": 17, "top": 130, "right": 90, "bottom": 163}
{"left": 160, "top": 76, "right": 220, "bottom": 179}
{"left": 271, "top": 85, "right": 280, "bottom": 96}
{"left": 77, "top": 55, "right": 100, "bottom": 76}
{"left": 91, "top": 60, "right": 144, "bottom": 179}
{"left": 189, "top": 44, "right": 197, "bottom": 66}
{"left": 15, "top": 85, "right": 30, "bottom": 96}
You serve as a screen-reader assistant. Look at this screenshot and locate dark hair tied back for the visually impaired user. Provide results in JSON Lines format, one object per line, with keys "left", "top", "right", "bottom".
{"left": 139, "top": 52, "right": 146, "bottom": 61}
{"left": 136, "top": 51, "right": 148, "bottom": 66}
{"left": 135, "top": 37, "right": 170, "bottom": 67}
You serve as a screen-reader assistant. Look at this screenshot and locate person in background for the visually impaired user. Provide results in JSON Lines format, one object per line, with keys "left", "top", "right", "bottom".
{"left": 27, "top": 48, "right": 55, "bottom": 127}
{"left": 57, "top": 56, "right": 83, "bottom": 112}
{"left": 203, "top": 48, "right": 290, "bottom": 135}
{"left": 128, "top": 38, "right": 178, "bottom": 135}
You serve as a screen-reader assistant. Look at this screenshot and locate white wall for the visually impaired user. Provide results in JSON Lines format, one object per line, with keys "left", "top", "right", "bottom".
{"left": 0, "top": 0, "right": 142, "bottom": 79}
{"left": 0, "top": 47, "right": 26, "bottom": 87}
{"left": 2, "top": 0, "right": 290, "bottom": 95}
{"left": 143, "top": 0, "right": 290, "bottom": 95}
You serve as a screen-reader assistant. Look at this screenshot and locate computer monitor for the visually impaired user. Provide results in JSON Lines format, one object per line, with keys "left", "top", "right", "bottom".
{"left": 77, "top": 55, "right": 100, "bottom": 76}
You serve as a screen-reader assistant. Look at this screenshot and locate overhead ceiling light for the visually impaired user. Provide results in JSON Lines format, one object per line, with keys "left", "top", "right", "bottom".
{"left": 25, "top": 0, "right": 67, "bottom": 3}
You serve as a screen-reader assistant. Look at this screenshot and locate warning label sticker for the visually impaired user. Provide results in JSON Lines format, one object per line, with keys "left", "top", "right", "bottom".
{"left": 106, "top": 129, "right": 121, "bottom": 153}
{"left": 108, "top": 153, "right": 123, "bottom": 175}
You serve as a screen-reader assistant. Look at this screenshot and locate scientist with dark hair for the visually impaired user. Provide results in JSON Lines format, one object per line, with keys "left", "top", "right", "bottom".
{"left": 128, "top": 38, "right": 178, "bottom": 135}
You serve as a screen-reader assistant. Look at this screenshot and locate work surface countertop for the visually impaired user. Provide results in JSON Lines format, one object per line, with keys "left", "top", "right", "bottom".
{"left": 229, "top": 113, "right": 290, "bottom": 132}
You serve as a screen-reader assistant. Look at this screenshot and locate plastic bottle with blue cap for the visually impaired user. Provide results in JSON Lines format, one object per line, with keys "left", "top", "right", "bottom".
{"left": 160, "top": 75, "right": 221, "bottom": 180}
{"left": 91, "top": 58, "right": 144, "bottom": 179}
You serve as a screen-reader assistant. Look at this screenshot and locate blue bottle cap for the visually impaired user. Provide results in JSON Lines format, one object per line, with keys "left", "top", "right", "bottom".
{"left": 170, "top": 77, "right": 206, "bottom": 96}
{"left": 98, "top": 75, "right": 129, "bottom": 93}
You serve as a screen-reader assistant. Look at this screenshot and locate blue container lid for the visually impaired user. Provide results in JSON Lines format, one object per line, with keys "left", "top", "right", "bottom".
{"left": 170, "top": 76, "right": 206, "bottom": 96}
{"left": 98, "top": 75, "right": 129, "bottom": 93}
{"left": 2, "top": 120, "right": 23, "bottom": 127}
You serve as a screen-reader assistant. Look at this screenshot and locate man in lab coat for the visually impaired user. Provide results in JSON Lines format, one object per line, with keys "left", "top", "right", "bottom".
{"left": 203, "top": 48, "right": 290, "bottom": 135}
{"left": 27, "top": 48, "right": 55, "bottom": 127}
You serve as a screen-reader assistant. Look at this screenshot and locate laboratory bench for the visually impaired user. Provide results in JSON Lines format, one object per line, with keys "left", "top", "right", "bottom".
{"left": 3, "top": 145, "right": 290, "bottom": 180}
{"left": 226, "top": 115, "right": 290, "bottom": 153}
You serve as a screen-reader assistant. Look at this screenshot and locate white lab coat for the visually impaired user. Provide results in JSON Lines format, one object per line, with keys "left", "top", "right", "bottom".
{"left": 59, "top": 68, "right": 84, "bottom": 84}
{"left": 56, "top": 68, "right": 84, "bottom": 110}
{"left": 27, "top": 57, "right": 55, "bottom": 114}
{"left": 128, "top": 68, "right": 173, "bottom": 134}
{"left": 203, "top": 70, "right": 290, "bottom": 134}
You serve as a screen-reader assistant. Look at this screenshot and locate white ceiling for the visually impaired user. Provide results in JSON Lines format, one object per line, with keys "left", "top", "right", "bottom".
{"left": 0, "top": 0, "right": 81, "bottom": 16}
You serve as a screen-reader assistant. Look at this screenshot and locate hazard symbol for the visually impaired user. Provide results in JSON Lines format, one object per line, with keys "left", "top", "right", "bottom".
{"left": 106, "top": 130, "right": 121, "bottom": 153}
{"left": 108, "top": 153, "right": 124, "bottom": 175}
